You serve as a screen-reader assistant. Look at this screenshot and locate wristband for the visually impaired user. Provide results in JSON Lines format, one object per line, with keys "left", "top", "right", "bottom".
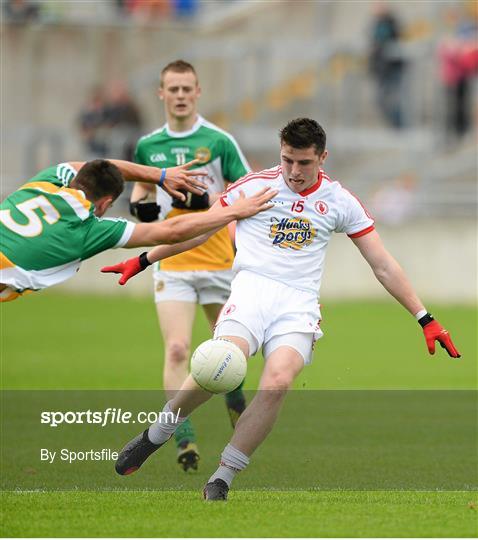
{"left": 414, "top": 309, "right": 427, "bottom": 320}
{"left": 139, "top": 252, "right": 152, "bottom": 270}
{"left": 418, "top": 312, "right": 434, "bottom": 328}
{"left": 158, "top": 168, "right": 167, "bottom": 187}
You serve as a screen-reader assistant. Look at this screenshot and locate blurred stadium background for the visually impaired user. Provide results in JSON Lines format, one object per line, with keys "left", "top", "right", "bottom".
{"left": 2, "top": 5, "right": 477, "bottom": 536}
{"left": 2, "top": 0, "right": 477, "bottom": 303}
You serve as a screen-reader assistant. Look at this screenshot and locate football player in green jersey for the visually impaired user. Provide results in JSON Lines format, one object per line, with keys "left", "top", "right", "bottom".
{"left": 0, "top": 159, "right": 276, "bottom": 302}
{"left": 130, "top": 60, "right": 251, "bottom": 471}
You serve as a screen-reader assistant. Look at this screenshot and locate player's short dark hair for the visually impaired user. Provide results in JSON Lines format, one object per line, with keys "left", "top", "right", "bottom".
{"left": 279, "top": 118, "right": 327, "bottom": 155}
{"left": 72, "top": 160, "right": 124, "bottom": 202}
{"left": 160, "top": 59, "right": 198, "bottom": 86}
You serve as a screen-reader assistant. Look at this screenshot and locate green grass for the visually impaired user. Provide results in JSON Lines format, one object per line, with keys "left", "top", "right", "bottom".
{"left": 1, "top": 491, "right": 477, "bottom": 537}
{"left": 1, "top": 291, "right": 476, "bottom": 390}
{"left": 1, "top": 291, "right": 476, "bottom": 537}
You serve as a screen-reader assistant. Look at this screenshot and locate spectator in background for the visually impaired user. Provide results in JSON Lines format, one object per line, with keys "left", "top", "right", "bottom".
{"left": 78, "top": 82, "right": 143, "bottom": 161}
{"left": 78, "top": 86, "right": 109, "bottom": 158}
{"left": 114, "top": 0, "right": 198, "bottom": 21}
{"left": 3, "top": 0, "right": 39, "bottom": 23}
{"left": 126, "top": 0, "right": 171, "bottom": 21}
{"left": 371, "top": 172, "right": 418, "bottom": 226}
{"left": 104, "top": 81, "right": 143, "bottom": 161}
{"left": 368, "top": 1, "right": 406, "bottom": 129}
{"left": 173, "top": 0, "right": 198, "bottom": 18}
{"left": 115, "top": 0, "right": 128, "bottom": 16}
{"left": 438, "top": 12, "right": 478, "bottom": 139}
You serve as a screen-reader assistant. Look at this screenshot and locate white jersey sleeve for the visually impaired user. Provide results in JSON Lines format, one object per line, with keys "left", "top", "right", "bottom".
{"left": 334, "top": 188, "right": 374, "bottom": 238}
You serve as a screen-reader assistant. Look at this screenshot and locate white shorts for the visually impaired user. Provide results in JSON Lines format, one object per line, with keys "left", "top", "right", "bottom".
{"left": 213, "top": 270, "right": 323, "bottom": 364}
{"left": 153, "top": 268, "right": 233, "bottom": 305}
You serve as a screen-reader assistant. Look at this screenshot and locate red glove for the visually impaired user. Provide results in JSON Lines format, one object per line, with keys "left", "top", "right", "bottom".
{"left": 101, "top": 252, "right": 151, "bottom": 285}
{"left": 419, "top": 314, "right": 461, "bottom": 358}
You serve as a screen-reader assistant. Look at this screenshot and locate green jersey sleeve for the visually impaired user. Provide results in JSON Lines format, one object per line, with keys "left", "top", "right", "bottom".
{"left": 134, "top": 140, "right": 147, "bottom": 165}
{"left": 220, "top": 136, "right": 250, "bottom": 183}
{"left": 81, "top": 216, "right": 135, "bottom": 261}
{"left": 133, "top": 142, "right": 141, "bottom": 164}
{"left": 27, "top": 163, "right": 78, "bottom": 188}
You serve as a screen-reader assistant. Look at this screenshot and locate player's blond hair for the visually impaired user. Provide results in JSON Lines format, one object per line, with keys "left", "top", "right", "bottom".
{"left": 160, "top": 60, "right": 198, "bottom": 87}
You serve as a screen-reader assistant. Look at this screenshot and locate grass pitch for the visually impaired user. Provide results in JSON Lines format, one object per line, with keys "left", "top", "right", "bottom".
{"left": 2, "top": 491, "right": 477, "bottom": 537}
{"left": 1, "top": 291, "right": 476, "bottom": 537}
{"left": 2, "top": 290, "right": 475, "bottom": 390}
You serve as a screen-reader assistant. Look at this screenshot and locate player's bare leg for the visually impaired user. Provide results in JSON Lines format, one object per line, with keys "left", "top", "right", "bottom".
{"left": 204, "top": 344, "right": 304, "bottom": 500}
{"left": 156, "top": 300, "right": 199, "bottom": 470}
{"left": 116, "top": 336, "right": 249, "bottom": 479}
{"left": 230, "top": 346, "right": 303, "bottom": 454}
{"left": 157, "top": 301, "right": 196, "bottom": 396}
{"left": 203, "top": 303, "right": 247, "bottom": 428}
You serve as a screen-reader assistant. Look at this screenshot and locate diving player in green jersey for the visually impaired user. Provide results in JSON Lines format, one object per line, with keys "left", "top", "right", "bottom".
{"left": 0, "top": 159, "right": 276, "bottom": 302}
{"left": 131, "top": 60, "right": 251, "bottom": 472}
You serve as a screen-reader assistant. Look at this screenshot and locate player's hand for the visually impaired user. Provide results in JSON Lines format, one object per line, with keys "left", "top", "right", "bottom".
{"left": 101, "top": 253, "right": 151, "bottom": 286}
{"left": 420, "top": 316, "right": 461, "bottom": 358}
{"left": 162, "top": 160, "right": 208, "bottom": 201}
{"left": 228, "top": 187, "right": 278, "bottom": 219}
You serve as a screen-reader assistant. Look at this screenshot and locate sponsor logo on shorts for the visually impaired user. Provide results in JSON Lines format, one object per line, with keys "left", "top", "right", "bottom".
{"left": 314, "top": 201, "right": 328, "bottom": 215}
{"left": 155, "top": 280, "right": 165, "bottom": 292}
{"left": 269, "top": 217, "right": 316, "bottom": 250}
{"left": 195, "top": 147, "right": 211, "bottom": 163}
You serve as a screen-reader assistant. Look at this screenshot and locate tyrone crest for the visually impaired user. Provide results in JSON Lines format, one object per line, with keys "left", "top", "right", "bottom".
{"left": 315, "top": 200, "right": 328, "bottom": 215}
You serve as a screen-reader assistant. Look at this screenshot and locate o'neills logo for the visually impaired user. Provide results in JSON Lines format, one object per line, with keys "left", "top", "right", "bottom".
{"left": 213, "top": 353, "right": 232, "bottom": 381}
{"left": 269, "top": 217, "right": 316, "bottom": 250}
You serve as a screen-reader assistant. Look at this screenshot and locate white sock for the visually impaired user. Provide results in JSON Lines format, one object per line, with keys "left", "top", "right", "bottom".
{"left": 147, "top": 400, "right": 187, "bottom": 445}
{"left": 208, "top": 443, "right": 250, "bottom": 487}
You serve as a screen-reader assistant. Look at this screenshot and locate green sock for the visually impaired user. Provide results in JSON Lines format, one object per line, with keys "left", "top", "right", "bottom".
{"left": 174, "top": 417, "right": 196, "bottom": 447}
{"left": 225, "top": 378, "right": 245, "bottom": 408}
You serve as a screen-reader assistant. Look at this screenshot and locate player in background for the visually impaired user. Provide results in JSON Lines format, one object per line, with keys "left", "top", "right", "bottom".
{"left": 130, "top": 59, "right": 251, "bottom": 471}
{"left": 0, "top": 159, "right": 276, "bottom": 301}
{"left": 105, "top": 118, "right": 461, "bottom": 500}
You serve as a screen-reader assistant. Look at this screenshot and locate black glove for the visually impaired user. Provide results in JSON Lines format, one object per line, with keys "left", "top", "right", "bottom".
{"left": 172, "top": 190, "right": 210, "bottom": 210}
{"left": 129, "top": 201, "right": 161, "bottom": 222}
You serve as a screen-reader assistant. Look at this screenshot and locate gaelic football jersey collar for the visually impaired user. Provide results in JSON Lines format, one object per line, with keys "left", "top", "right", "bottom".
{"left": 281, "top": 169, "right": 323, "bottom": 197}
{"left": 165, "top": 115, "right": 203, "bottom": 138}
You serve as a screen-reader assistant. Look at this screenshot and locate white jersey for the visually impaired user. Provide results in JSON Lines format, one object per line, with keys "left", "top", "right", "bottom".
{"left": 220, "top": 165, "right": 374, "bottom": 295}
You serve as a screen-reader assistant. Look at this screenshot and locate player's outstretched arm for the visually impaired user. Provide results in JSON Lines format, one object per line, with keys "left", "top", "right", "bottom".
{"left": 101, "top": 229, "right": 221, "bottom": 285}
{"left": 352, "top": 230, "right": 461, "bottom": 358}
{"left": 124, "top": 188, "right": 276, "bottom": 248}
{"left": 101, "top": 190, "right": 276, "bottom": 285}
{"left": 69, "top": 159, "right": 207, "bottom": 202}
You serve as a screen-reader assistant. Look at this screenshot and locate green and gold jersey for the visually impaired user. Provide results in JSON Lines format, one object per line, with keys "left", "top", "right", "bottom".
{"left": 135, "top": 115, "right": 250, "bottom": 271}
{"left": 0, "top": 163, "right": 134, "bottom": 296}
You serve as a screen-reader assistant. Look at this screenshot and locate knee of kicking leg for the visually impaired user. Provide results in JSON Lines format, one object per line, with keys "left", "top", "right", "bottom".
{"left": 260, "top": 370, "right": 294, "bottom": 392}
{"left": 166, "top": 341, "right": 190, "bottom": 366}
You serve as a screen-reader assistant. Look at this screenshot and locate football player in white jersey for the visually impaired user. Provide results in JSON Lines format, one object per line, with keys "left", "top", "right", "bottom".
{"left": 104, "top": 118, "right": 460, "bottom": 500}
